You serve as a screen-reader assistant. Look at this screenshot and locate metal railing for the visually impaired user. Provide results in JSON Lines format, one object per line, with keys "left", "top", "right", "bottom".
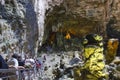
{"left": 0, "top": 68, "right": 36, "bottom": 80}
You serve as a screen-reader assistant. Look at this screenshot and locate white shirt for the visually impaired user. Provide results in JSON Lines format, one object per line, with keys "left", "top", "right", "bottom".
{"left": 12, "top": 58, "right": 19, "bottom": 67}
{"left": 25, "top": 58, "right": 35, "bottom": 67}
{"left": 8, "top": 58, "right": 19, "bottom": 68}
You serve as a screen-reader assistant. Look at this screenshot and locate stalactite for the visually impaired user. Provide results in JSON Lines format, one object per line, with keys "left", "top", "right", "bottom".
{"left": 102, "top": 0, "right": 114, "bottom": 38}
{"left": 33, "top": 0, "right": 63, "bottom": 56}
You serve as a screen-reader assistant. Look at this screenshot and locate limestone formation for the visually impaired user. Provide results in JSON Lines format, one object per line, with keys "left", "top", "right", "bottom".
{"left": 0, "top": 0, "right": 120, "bottom": 56}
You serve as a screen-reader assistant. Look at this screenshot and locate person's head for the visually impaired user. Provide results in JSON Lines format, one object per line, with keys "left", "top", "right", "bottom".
{"left": 18, "top": 55, "right": 22, "bottom": 61}
{"left": 12, "top": 54, "right": 18, "bottom": 59}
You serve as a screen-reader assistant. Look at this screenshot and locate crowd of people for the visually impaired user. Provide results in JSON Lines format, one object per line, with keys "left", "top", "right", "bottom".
{"left": 0, "top": 53, "right": 46, "bottom": 80}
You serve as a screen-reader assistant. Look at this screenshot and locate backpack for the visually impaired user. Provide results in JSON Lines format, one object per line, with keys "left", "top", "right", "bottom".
{"left": 35, "top": 60, "right": 41, "bottom": 68}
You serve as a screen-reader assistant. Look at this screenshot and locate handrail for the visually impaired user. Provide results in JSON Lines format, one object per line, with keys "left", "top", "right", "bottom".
{"left": 0, "top": 69, "right": 16, "bottom": 72}
{"left": 0, "top": 75, "right": 16, "bottom": 79}
{"left": 0, "top": 68, "right": 35, "bottom": 80}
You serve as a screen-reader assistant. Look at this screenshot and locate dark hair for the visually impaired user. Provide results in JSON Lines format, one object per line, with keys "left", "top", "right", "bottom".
{"left": 12, "top": 54, "right": 18, "bottom": 59}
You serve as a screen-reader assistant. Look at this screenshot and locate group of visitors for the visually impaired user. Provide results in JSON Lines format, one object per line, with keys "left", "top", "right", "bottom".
{"left": 0, "top": 53, "right": 45, "bottom": 80}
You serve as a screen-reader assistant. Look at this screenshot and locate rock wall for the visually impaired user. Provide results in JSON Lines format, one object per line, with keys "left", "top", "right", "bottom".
{"left": 43, "top": 0, "right": 120, "bottom": 52}
{"left": 45, "top": 0, "right": 106, "bottom": 37}
{"left": 0, "top": 0, "right": 120, "bottom": 55}
{"left": 0, "top": 0, "right": 38, "bottom": 57}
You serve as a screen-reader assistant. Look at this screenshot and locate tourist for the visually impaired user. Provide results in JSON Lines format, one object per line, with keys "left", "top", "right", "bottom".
{"left": 17, "top": 55, "right": 25, "bottom": 67}
{"left": 7, "top": 54, "right": 25, "bottom": 80}
{"left": 7, "top": 54, "right": 19, "bottom": 80}
{"left": 0, "top": 55, "right": 8, "bottom": 69}
{"left": 7, "top": 54, "right": 19, "bottom": 69}
{"left": 0, "top": 55, "right": 8, "bottom": 80}
{"left": 17, "top": 55, "right": 25, "bottom": 80}
{"left": 35, "top": 59, "right": 41, "bottom": 71}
